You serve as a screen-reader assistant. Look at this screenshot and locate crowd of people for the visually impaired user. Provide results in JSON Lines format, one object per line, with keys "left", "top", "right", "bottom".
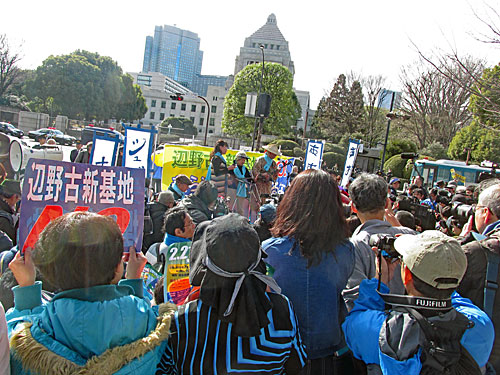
{"left": 0, "top": 139, "right": 498, "bottom": 375}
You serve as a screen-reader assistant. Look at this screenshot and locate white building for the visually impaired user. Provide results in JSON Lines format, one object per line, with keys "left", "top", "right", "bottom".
{"left": 128, "top": 71, "right": 228, "bottom": 138}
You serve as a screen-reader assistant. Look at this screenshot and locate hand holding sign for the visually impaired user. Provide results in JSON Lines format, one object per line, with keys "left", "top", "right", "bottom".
{"left": 9, "top": 248, "right": 36, "bottom": 287}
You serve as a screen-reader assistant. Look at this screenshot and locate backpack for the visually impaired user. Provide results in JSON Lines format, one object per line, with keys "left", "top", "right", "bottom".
{"left": 404, "top": 307, "right": 481, "bottom": 375}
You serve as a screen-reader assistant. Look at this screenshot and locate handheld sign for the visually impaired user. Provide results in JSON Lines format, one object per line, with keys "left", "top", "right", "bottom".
{"left": 19, "top": 159, "right": 145, "bottom": 254}
{"left": 341, "top": 140, "right": 361, "bottom": 188}
{"left": 90, "top": 133, "right": 121, "bottom": 166}
{"left": 303, "top": 140, "right": 324, "bottom": 170}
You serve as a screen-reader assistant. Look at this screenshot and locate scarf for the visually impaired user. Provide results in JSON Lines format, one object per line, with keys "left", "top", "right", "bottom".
{"left": 233, "top": 165, "right": 248, "bottom": 198}
{"left": 263, "top": 153, "right": 274, "bottom": 172}
{"left": 206, "top": 152, "right": 226, "bottom": 181}
{"left": 170, "top": 183, "right": 185, "bottom": 199}
{"left": 164, "top": 233, "right": 191, "bottom": 246}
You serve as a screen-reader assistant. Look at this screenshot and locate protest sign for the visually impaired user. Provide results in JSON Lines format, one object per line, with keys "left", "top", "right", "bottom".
{"left": 90, "top": 133, "right": 120, "bottom": 166}
{"left": 123, "top": 125, "right": 157, "bottom": 177}
{"left": 19, "top": 159, "right": 145, "bottom": 253}
{"left": 303, "top": 140, "right": 324, "bottom": 170}
{"left": 158, "top": 144, "right": 293, "bottom": 195}
{"left": 275, "top": 158, "right": 295, "bottom": 194}
{"left": 341, "top": 140, "right": 361, "bottom": 188}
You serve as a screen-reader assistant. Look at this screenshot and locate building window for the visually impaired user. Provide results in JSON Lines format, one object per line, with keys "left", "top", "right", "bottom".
{"left": 264, "top": 44, "right": 268, "bottom": 48}
{"left": 151, "top": 100, "right": 156, "bottom": 107}
{"left": 276, "top": 45, "right": 280, "bottom": 50}
{"left": 181, "top": 103, "right": 186, "bottom": 111}
{"left": 199, "top": 118, "right": 204, "bottom": 125}
{"left": 198, "top": 128, "right": 202, "bottom": 133}
{"left": 190, "top": 117, "right": 195, "bottom": 123}
{"left": 270, "top": 44, "right": 274, "bottom": 49}
{"left": 212, "top": 96, "right": 218, "bottom": 101}
{"left": 161, "top": 101, "right": 166, "bottom": 108}
{"left": 209, "top": 118, "right": 215, "bottom": 126}
{"left": 209, "top": 130, "right": 214, "bottom": 134}
{"left": 211, "top": 105, "right": 217, "bottom": 113}
{"left": 252, "top": 43, "right": 256, "bottom": 48}
{"left": 170, "top": 113, "right": 175, "bottom": 117}
{"left": 160, "top": 113, "right": 165, "bottom": 121}
{"left": 150, "top": 112, "right": 155, "bottom": 120}
{"left": 191, "top": 104, "right": 196, "bottom": 112}
{"left": 201, "top": 106, "right": 205, "bottom": 113}
{"left": 171, "top": 102, "right": 176, "bottom": 110}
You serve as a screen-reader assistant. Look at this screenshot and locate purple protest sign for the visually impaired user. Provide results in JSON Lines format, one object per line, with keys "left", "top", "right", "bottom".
{"left": 19, "top": 159, "right": 145, "bottom": 253}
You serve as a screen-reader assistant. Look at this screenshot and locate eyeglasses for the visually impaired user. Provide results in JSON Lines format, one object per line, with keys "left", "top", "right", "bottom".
{"left": 475, "top": 205, "right": 489, "bottom": 213}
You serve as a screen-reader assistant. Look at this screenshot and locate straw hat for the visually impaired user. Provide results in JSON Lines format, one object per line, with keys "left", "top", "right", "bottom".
{"left": 262, "top": 144, "right": 281, "bottom": 156}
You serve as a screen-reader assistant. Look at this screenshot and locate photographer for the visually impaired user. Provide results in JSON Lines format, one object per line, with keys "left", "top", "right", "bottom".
{"left": 343, "top": 174, "right": 417, "bottom": 311}
{"left": 457, "top": 183, "right": 500, "bottom": 373}
{"left": 342, "top": 231, "right": 494, "bottom": 374}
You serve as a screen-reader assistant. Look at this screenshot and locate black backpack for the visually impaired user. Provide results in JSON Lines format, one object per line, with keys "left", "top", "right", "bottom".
{"left": 404, "top": 307, "right": 481, "bottom": 375}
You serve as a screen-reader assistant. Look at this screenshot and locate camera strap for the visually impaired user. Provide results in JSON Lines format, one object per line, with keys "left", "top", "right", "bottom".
{"left": 377, "top": 291, "right": 453, "bottom": 312}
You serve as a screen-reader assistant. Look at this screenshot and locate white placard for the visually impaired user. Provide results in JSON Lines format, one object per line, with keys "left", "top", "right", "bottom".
{"left": 91, "top": 138, "right": 117, "bottom": 166}
{"left": 341, "top": 140, "right": 361, "bottom": 188}
{"left": 303, "top": 140, "right": 324, "bottom": 170}
{"left": 124, "top": 129, "right": 152, "bottom": 177}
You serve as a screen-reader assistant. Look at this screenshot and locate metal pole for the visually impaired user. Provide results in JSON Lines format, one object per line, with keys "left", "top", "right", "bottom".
{"left": 380, "top": 92, "right": 396, "bottom": 172}
{"left": 199, "top": 96, "right": 211, "bottom": 146}
{"left": 302, "top": 99, "right": 310, "bottom": 148}
{"left": 252, "top": 45, "right": 265, "bottom": 151}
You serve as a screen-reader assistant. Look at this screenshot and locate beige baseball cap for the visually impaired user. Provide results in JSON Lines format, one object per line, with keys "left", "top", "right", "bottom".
{"left": 394, "top": 230, "right": 467, "bottom": 289}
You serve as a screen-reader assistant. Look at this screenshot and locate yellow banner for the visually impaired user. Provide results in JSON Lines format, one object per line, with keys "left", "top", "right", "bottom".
{"left": 450, "top": 168, "right": 466, "bottom": 184}
{"left": 158, "top": 144, "right": 274, "bottom": 191}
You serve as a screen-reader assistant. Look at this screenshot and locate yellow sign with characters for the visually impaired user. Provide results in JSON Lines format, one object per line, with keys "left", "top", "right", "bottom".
{"left": 450, "top": 168, "right": 466, "bottom": 184}
{"left": 156, "top": 144, "right": 270, "bottom": 192}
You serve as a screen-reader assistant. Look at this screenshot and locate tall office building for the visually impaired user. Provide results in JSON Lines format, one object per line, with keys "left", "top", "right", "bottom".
{"left": 233, "top": 14, "right": 295, "bottom": 77}
{"left": 142, "top": 25, "right": 204, "bottom": 89}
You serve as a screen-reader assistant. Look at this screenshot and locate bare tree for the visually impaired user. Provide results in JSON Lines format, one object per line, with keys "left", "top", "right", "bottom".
{"left": 0, "top": 34, "right": 21, "bottom": 98}
{"left": 471, "top": 2, "right": 500, "bottom": 45}
{"left": 398, "top": 56, "right": 483, "bottom": 149}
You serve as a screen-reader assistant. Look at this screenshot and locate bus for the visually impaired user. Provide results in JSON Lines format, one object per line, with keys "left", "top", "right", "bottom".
{"left": 410, "top": 159, "right": 497, "bottom": 187}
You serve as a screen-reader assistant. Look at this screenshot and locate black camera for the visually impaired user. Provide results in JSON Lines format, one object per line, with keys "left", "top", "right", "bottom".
{"left": 369, "top": 234, "right": 400, "bottom": 259}
{"left": 450, "top": 202, "right": 474, "bottom": 225}
{"left": 397, "top": 196, "right": 436, "bottom": 230}
{"left": 213, "top": 196, "right": 229, "bottom": 218}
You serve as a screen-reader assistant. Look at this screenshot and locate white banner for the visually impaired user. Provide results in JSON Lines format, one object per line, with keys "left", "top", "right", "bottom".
{"left": 124, "top": 128, "right": 153, "bottom": 177}
{"left": 303, "top": 140, "right": 324, "bottom": 170}
{"left": 91, "top": 138, "right": 118, "bottom": 166}
{"left": 341, "top": 140, "right": 361, "bottom": 188}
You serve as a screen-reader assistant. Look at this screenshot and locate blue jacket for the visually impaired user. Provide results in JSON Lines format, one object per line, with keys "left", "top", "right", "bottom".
{"left": 342, "top": 279, "right": 495, "bottom": 374}
{"left": 7, "top": 280, "right": 173, "bottom": 374}
{"left": 263, "top": 236, "right": 355, "bottom": 359}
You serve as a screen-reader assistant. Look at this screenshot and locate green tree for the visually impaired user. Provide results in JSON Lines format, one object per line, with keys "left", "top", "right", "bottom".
{"left": 469, "top": 64, "right": 500, "bottom": 130}
{"left": 448, "top": 121, "right": 500, "bottom": 163}
{"left": 384, "top": 139, "right": 418, "bottom": 161}
{"left": 315, "top": 74, "right": 366, "bottom": 142}
{"left": 25, "top": 50, "right": 146, "bottom": 121}
{"left": 222, "top": 63, "right": 301, "bottom": 142}
{"left": 420, "top": 141, "right": 448, "bottom": 160}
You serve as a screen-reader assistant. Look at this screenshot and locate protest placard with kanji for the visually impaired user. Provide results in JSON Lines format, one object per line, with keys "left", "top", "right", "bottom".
{"left": 19, "top": 159, "right": 145, "bottom": 253}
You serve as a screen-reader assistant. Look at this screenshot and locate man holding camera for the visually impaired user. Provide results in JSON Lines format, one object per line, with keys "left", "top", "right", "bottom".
{"left": 343, "top": 173, "right": 416, "bottom": 310}
{"left": 457, "top": 183, "right": 500, "bottom": 373}
{"left": 343, "top": 231, "right": 494, "bottom": 374}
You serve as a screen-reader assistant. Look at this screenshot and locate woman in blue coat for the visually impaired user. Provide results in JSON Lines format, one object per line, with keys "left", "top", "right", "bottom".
{"left": 263, "top": 169, "right": 355, "bottom": 374}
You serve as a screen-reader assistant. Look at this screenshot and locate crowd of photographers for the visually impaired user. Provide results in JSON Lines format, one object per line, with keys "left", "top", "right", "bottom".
{"left": 0, "top": 160, "right": 499, "bottom": 374}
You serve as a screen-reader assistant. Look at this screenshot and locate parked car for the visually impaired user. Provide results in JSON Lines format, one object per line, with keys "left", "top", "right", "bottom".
{"left": 81, "top": 126, "right": 124, "bottom": 145}
{"left": 28, "top": 128, "right": 76, "bottom": 145}
{"left": 0, "top": 122, "right": 24, "bottom": 138}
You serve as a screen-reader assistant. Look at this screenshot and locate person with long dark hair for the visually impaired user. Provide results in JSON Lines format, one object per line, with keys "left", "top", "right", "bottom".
{"left": 263, "top": 169, "right": 356, "bottom": 374}
{"left": 206, "top": 139, "right": 235, "bottom": 197}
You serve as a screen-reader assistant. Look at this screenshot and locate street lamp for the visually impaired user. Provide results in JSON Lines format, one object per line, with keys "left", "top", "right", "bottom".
{"left": 251, "top": 45, "right": 265, "bottom": 151}
{"left": 198, "top": 95, "right": 211, "bottom": 146}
